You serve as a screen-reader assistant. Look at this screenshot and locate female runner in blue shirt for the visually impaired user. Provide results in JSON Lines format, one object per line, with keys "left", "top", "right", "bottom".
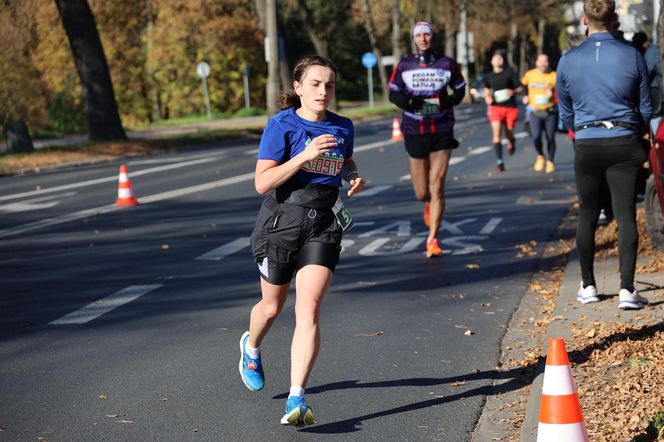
{"left": 239, "top": 55, "right": 365, "bottom": 426}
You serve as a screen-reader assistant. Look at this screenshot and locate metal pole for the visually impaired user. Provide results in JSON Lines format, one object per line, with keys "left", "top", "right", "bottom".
{"left": 367, "top": 67, "right": 374, "bottom": 108}
{"left": 202, "top": 77, "right": 212, "bottom": 119}
{"left": 460, "top": 0, "right": 469, "bottom": 83}
{"left": 266, "top": 0, "right": 279, "bottom": 115}
{"left": 243, "top": 66, "right": 251, "bottom": 109}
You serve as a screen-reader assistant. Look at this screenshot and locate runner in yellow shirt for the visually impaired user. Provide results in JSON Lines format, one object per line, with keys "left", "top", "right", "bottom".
{"left": 521, "top": 54, "right": 558, "bottom": 173}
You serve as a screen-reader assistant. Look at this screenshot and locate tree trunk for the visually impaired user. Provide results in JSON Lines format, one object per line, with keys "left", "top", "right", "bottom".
{"left": 145, "top": 0, "right": 161, "bottom": 122}
{"left": 537, "top": 18, "right": 546, "bottom": 55}
{"left": 392, "top": 0, "right": 401, "bottom": 62}
{"left": 361, "top": 0, "right": 389, "bottom": 103}
{"left": 55, "top": 0, "right": 126, "bottom": 141}
{"left": 4, "top": 119, "right": 34, "bottom": 153}
{"left": 508, "top": 20, "right": 517, "bottom": 68}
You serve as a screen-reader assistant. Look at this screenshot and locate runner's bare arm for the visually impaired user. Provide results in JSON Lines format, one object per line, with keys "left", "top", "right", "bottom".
{"left": 342, "top": 157, "right": 364, "bottom": 197}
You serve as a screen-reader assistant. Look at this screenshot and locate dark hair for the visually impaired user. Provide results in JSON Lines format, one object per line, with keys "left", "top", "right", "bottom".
{"left": 584, "top": 0, "right": 615, "bottom": 29}
{"left": 278, "top": 55, "right": 338, "bottom": 110}
{"left": 632, "top": 31, "right": 648, "bottom": 54}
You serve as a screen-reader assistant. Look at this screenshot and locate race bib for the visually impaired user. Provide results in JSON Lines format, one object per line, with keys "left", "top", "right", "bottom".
{"left": 493, "top": 89, "right": 511, "bottom": 103}
{"left": 332, "top": 196, "right": 353, "bottom": 231}
{"left": 534, "top": 93, "right": 551, "bottom": 106}
{"left": 302, "top": 152, "right": 344, "bottom": 176}
{"left": 416, "top": 97, "right": 440, "bottom": 116}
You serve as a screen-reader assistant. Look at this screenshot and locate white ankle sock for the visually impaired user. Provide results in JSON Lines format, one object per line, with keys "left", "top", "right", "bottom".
{"left": 245, "top": 343, "right": 260, "bottom": 359}
{"left": 289, "top": 386, "right": 305, "bottom": 398}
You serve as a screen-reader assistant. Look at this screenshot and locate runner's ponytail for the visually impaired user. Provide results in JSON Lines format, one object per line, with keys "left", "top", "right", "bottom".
{"left": 279, "top": 91, "right": 300, "bottom": 110}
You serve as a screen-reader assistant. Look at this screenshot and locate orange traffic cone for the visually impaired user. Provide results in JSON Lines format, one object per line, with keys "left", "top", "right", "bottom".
{"left": 537, "top": 338, "right": 589, "bottom": 442}
{"left": 115, "top": 164, "right": 138, "bottom": 206}
{"left": 391, "top": 117, "right": 404, "bottom": 141}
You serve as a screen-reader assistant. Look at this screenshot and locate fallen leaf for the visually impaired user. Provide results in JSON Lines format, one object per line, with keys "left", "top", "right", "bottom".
{"left": 116, "top": 420, "right": 133, "bottom": 424}
{"left": 464, "top": 330, "right": 474, "bottom": 336}
{"left": 586, "top": 328, "right": 596, "bottom": 338}
{"left": 105, "top": 414, "right": 125, "bottom": 418}
{"left": 466, "top": 263, "right": 480, "bottom": 269}
{"left": 449, "top": 380, "right": 467, "bottom": 386}
{"left": 99, "top": 394, "right": 109, "bottom": 400}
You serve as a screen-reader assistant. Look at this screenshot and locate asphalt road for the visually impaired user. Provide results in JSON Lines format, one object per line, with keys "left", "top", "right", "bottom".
{"left": 0, "top": 104, "right": 577, "bottom": 441}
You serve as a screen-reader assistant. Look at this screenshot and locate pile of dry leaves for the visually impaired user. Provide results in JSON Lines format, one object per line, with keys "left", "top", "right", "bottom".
{"left": 570, "top": 321, "right": 664, "bottom": 441}
{"left": 485, "top": 206, "right": 664, "bottom": 442}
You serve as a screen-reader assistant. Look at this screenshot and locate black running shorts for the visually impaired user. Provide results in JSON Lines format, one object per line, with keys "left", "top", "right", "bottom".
{"left": 250, "top": 197, "right": 342, "bottom": 285}
{"left": 404, "top": 131, "right": 460, "bottom": 159}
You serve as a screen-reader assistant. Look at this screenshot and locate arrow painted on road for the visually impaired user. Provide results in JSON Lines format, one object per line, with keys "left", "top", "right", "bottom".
{"left": 0, "top": 192, "right": 77, "bottom": 213}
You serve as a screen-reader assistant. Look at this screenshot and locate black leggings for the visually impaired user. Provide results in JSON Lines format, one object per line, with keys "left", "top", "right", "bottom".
{"left": 574, "top": 136, "right": 648, "bottom": 291}
{"left": 529, "top": 111, "right": 558, "bottom": 161}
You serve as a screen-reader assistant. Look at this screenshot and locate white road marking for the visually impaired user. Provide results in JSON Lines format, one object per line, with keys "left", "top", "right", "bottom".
{"left": 479, "top": 217, "right": 503, "bottom": 235}
{"left": 195, "top": 237, "right": 251, "bottom": 261}
{"left": 0, "top": 191, "right": 77, "bottom": 213}
{"left": 449, "top": 157, "right": 466, "bottom": 165}
{"left": 353, "top": 184, "right": 393, "bottom": 198}
{"left": 245, "top": 148, "right": 259, "bottom": 156}
{"left": 399, "top": 174, "right": 411, "bottom": 182}
{"left": 354, "top": 140, "right": 399, "bottom": 153}
{"left": 359, "top": 221, "right": 411, "bottom": 238}
{"left": 441, "top": 235, "right": 488, "bottom": 255}
{"left": 0, "top": 172, "right": 255, "bottom": 239}
{"left": 469, "top": 146, "right": 493, "bottom": 155}
{"left": 0, "top": 156, "right": 220, "bottom": 203}
{"left": 50, "top": 284, "right": 162, "bottom": 325}
{"left": 358, "top": 237, "right": 425, "bottom": 256}
{"left": 353, "top": 221, "right": 376, "bottom": 226}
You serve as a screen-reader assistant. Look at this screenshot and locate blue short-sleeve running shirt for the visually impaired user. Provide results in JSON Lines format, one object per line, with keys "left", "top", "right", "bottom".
{"left": 257, "top": 107, "right": 354, "bottom": 187}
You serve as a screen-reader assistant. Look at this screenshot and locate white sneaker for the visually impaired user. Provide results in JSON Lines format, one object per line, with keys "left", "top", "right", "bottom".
{"left": 577, "top": 283, "right": 599, "bottom": 304}
{"left": 618, "top": 289, "right": 649, "bottom": 310}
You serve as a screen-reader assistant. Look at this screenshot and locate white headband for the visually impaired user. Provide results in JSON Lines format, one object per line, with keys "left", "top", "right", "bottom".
{"left": 412, "top": 21, "right": 433, "bottom": 38}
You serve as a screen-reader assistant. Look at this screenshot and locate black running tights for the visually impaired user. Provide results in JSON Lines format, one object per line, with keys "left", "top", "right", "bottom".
{"left": 574, "top": 136, "right": 648, "bottom": 291}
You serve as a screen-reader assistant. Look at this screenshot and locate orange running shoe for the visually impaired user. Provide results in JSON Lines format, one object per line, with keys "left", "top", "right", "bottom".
{"left": 423, "top": 202, "right": 430, "bottom": 227}
{"left": 426, "top": 238, "right": 443, "bottom": 258}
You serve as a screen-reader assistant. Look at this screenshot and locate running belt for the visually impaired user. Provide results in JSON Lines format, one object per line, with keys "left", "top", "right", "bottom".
{"left": 574, "top": 120, "right": 636, "bottom": 132}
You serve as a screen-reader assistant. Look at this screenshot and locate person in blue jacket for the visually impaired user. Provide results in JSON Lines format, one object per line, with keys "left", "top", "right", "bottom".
{"left": 557, "top": 0, "right": 652, "bottom": 309}
{"left": 239, "top": 55, "right": 365, "bottom": 425}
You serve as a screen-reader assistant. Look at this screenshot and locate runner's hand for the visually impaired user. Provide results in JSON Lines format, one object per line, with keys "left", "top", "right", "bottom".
{"left": 303, "top": 134, "right": 336, "bottom": 161}
{"left": 409, "top": 96, "right": 424, "bottom": 112}
{"left": 347, "top": 176, "right": 365, "bottom": 197}
{"left": 522, "top": 96, "right": 529, "bottom": 105}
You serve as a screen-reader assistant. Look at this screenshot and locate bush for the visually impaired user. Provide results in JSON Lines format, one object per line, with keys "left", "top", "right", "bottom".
{"left": 42, "top": 91, "right": 87, "bottom": 136}
{"left": 233, "top": 107, "right": 266, "bottom": 118}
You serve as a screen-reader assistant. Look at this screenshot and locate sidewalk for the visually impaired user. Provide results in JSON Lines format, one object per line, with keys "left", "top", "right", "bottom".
{"left": 0, "top": 115, "right": 269, "bottom": 152}
{"left": 473, "top": 229, "right": 664, "bottom": 441}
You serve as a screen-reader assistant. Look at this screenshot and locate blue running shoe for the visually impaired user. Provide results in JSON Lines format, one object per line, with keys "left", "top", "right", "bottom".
{"left": 238, "top": 331, "right": 264, "bottom": 391}
{"left": 280, "top": 396, "right": 315, "bottom": 426}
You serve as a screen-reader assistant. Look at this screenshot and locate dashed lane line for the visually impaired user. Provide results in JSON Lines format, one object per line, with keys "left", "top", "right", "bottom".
{"left": 0, "top": 172, "right": 255, "bottom": 239}
{"left": 49, "top": 284, "right": 163, "bottom": 325}
{"left": 0, "top": 156, "right": 220, "bottom": 203}
{"left": 195, "top": 237, "right": 251, "bottom": 261}
{"left": 352, "top": 185, "right": 393, "bottom": 198}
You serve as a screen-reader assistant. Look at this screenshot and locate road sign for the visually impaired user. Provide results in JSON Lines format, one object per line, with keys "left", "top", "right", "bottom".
{"left": 362, "top": 52, "right": 377, "bottom": 69}
{"left": 196, "top": 62, "right": 212, "bottom": 119}
{"left": 196, "top": 61, "right": 211, "bottom": 79}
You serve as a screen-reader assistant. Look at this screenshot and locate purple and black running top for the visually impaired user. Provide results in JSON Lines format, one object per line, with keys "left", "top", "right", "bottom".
{"left": 389, "top": 54, "right": 466, "bottom": 135}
